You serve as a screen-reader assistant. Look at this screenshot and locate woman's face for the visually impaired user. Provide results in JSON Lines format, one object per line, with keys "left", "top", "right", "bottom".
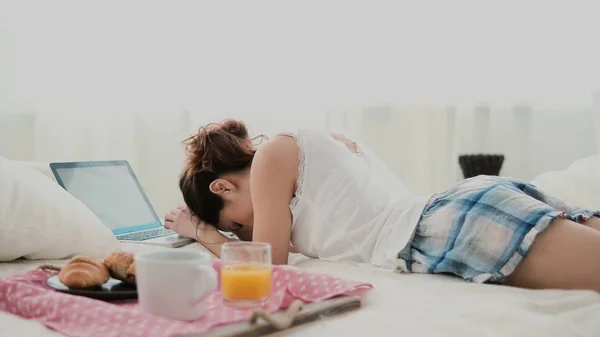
{"left": 210, "top": 172, "right": 254, "bottom": 233}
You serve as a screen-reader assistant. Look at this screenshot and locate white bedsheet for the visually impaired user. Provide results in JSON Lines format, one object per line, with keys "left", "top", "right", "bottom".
{"left": 1, "top": 242, "right": 599, "bottom": 337}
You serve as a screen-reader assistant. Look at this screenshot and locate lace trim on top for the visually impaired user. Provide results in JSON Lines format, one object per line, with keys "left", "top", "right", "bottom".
{"left": 289, "top": 132, "right": 307, "bottom": 217}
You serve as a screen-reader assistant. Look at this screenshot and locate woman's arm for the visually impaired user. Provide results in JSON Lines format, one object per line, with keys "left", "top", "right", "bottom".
{"left": 249, "top": 137, "right": 299, "bottom": 265}
{"left": 229, "top": 227, "right": 298, "bottom": 253}
{"left": 195, "top": 228, "right": 236, "bottom": 257}
{"left": 165, "top": 205, "right": 298, "bottom": 257}
{"left": 164, "top": 205, "right": 237, "bottom": 257}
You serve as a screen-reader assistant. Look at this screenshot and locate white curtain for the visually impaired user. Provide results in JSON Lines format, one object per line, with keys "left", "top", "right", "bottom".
{"left": 1, "top": 1, "right": 599, "bottom": 215}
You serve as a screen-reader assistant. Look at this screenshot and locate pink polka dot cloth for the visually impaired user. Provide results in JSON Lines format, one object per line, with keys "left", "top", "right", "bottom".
{"left": 0, "top": 261, "right": 372, "bottom": 337}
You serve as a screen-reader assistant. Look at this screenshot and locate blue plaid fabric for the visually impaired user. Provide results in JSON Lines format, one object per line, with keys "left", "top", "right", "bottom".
{"left": 397, "top": 175, "right": 600, "bottom": 283}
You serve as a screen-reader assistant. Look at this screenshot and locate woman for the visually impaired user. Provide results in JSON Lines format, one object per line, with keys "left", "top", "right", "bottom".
{"left": 165, "top": 119, "right": 600, "bottom": 291}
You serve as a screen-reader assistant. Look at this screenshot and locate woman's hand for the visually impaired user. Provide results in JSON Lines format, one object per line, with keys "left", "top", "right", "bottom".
{"left": 164, "top": 204, "right": 234, "bottom": 257}
{"left": 164, "top": 204, "right": 209, "bottom": 240}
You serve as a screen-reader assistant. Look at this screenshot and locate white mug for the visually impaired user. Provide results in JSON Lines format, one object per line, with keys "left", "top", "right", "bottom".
{"left": 135, "top": 251, "right": 218, "bottom": 321}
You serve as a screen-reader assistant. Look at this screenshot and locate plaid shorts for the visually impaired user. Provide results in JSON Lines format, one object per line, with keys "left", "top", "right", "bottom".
{"left": 397, "top": 175, "right": 600, "bottom": 283}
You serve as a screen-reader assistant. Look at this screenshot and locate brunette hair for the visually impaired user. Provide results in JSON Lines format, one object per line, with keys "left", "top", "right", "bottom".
{"left": 179, "top": 119, "right": 259, "bottom": 227}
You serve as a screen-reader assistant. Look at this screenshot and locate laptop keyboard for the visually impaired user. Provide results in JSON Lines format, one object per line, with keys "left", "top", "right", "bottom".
{"left": 117, "top": 228, "right": 175, "bottom": 241}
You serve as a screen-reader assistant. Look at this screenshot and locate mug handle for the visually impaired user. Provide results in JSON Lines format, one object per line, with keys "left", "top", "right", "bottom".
{"left": 190, "top": 265, "right": 218, "bottom": 306}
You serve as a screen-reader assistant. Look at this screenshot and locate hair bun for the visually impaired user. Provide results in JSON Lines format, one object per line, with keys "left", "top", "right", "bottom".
{"left": 218, "top": 119, "right": 249, "bottom": 140}
{"left": 184, "top": 119, "right": 254, "bottom": 174}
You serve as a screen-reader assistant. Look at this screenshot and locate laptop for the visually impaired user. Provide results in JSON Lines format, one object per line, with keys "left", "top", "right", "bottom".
{"left": 49, "top": 160, "right": 193, "bottom": 248}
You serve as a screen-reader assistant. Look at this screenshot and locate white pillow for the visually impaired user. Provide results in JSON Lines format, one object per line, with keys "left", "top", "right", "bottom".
{"left": 11, "top": 160, "right": 56, "bottom": 182}
{"left": 530, "top": 155, "right": 600, "bottom": 211}
{"left": 0, "top": 157, "right": 120, "bottom": 261}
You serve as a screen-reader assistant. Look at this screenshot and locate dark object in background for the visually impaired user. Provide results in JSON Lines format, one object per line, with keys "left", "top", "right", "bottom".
{"left": 459, "top": 154, "right": 505, "bottom": 179}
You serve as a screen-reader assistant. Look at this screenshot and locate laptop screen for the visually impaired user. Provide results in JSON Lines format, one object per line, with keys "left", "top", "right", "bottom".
{"left": 52, "top": 162, "right": 161, "bottom": 235}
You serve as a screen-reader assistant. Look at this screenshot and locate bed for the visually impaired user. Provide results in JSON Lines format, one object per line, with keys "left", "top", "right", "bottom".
{"left": 3, "top": 242, "right": 600, "bottom": 337}
{"left": 1, "top": 157, "right": 599, "bottom": 337}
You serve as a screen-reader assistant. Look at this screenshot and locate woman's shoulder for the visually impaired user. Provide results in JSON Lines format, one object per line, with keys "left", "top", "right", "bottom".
{"left": 252, "top": 135, "right": 299, "bottom": 174}
{"left": 261, "top": 128, "right": 349, "bottom": 158}
{"left": 271, "top": 128, "right": 329, "bottom": 139}
{"left": 250, "top": 135, "right": 300, "bottom": 197}
{"left": 260, "top": 134, "right": 299, "bottom": 156}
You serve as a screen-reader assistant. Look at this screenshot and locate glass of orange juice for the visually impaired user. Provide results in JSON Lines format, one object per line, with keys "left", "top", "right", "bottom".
{"left": 220, "top": 242, "right": 272, "bottom": 308}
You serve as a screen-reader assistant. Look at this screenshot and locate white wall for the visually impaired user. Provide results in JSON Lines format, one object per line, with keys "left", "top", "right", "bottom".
{"left": 595, "top": 92, "right": 600, "bottom": 152}
{"left": 344, "top": 104, "right": 599, "bottom": 194}
{"left": 1, "top": 0, "right": 599, "bottom": 211}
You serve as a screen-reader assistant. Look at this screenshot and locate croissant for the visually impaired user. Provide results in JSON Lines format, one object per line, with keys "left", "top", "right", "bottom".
{"left": 58, "top": 256, "right": 110, "bottom": 288}
{"left": 104, "top": 252, "right": 136, "bottom": 284}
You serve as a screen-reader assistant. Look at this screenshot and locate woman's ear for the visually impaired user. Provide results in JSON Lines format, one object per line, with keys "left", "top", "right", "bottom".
{"left": 209, "top": 179, "right": 235, "bottom": 196}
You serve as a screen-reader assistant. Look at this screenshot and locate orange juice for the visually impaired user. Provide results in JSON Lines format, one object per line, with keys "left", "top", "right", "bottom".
{"left": 221, "top": 264, "right": 272, "bottom": 301}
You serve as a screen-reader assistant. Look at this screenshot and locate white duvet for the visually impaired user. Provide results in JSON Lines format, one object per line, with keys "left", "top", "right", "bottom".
{"left": 1, "top": 242, "right": 599, "bottom": 337}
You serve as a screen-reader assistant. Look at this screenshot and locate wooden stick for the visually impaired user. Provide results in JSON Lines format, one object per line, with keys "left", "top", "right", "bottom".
{"left": 249, "top": 300, "right": 304, "bottom": 330}
{"left": 184, "top": 296, "right": 362, "bottom": 337}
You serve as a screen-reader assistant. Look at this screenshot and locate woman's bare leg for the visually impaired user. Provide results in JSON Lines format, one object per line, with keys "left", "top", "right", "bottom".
{"left": 505, "top": 218, "right": 600, "bottom": 291}
{"left": 582, "top": 216, "right": 600, "bottom": 231}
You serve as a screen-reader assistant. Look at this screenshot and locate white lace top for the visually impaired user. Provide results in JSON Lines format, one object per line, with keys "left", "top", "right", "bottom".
{"left": 286, "top": 129, "right": 433, "bottom": 269}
